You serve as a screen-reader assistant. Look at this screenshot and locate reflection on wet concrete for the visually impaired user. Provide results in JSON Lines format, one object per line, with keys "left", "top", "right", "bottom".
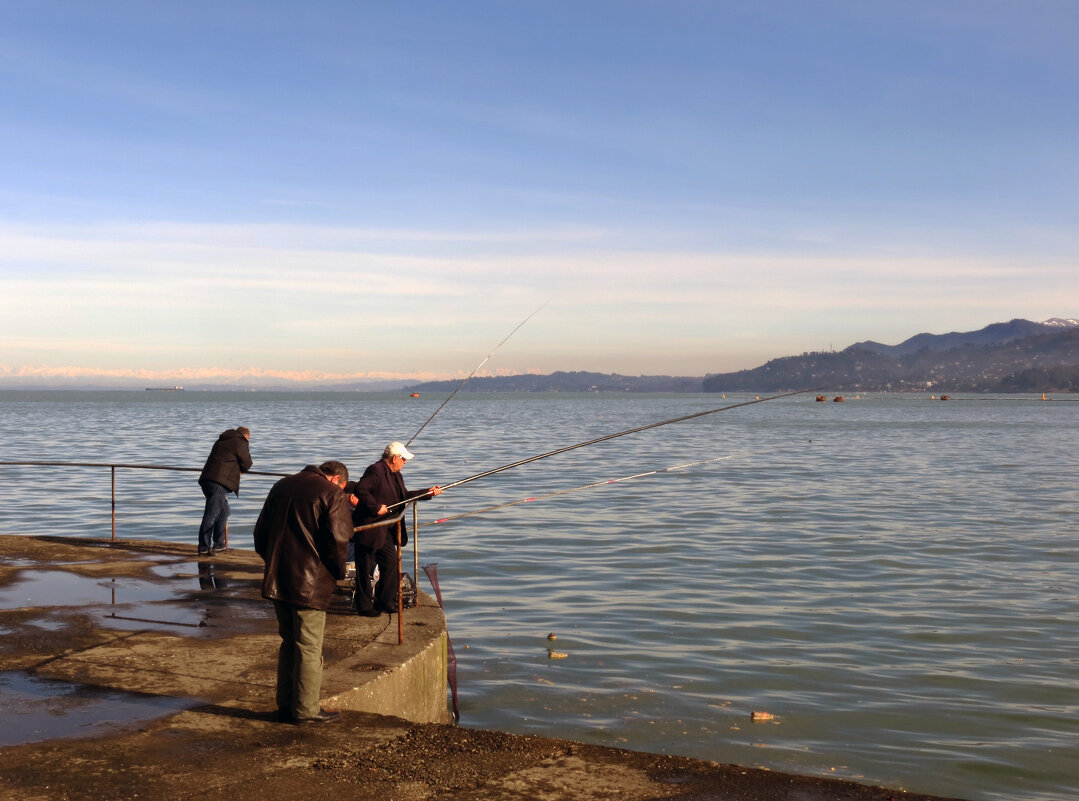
{"left": 1, "top": 558, "right": 38, "bottom": 568}
{"left": 23, "top": 617, "right": 68, "bottom": 631}
{"left": 198, "top": 561, "right": 229, "bottom": 590}
{"left": 0, "top": 561, "right": 270, "bottom": 635}
{"left": 102, "top": 605, "right": 208, "bottom": 629}
{"left": 0, "top": 570, "right": 181, "bottom": 608}
{"left": 0, "top": 670, "right": 190, "bottom": 747}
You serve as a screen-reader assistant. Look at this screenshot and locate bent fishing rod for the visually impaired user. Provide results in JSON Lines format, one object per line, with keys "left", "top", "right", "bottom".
{"left": 406, "top": 301, "right": 548, "bottom": 447}
{"left": 386, "top": 387, "right": 816, "bottom": 511}
{"left": 419, "top": 454, "right": 736, "bottom": 526}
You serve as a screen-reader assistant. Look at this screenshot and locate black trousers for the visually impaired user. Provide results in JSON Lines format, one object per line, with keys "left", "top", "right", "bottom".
{"left": 354, "top": 539, "right": 399, "bottom": 612}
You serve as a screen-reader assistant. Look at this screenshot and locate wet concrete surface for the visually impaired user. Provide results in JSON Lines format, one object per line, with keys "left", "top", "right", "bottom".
{"left": 0, "top": 534, "right": 423, "bottom": 736}
{"left": 0, "top": 669, "right": 191, "bottom": 747}
{"left": 0, "top": 535, "right": 970, "bottom": 801}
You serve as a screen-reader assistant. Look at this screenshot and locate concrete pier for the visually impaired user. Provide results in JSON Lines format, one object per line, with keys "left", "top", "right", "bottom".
{"left": 0, "top": 534, "right": 451, "bottom": 725}
{"left": 0, "top": 535, "right": 968, "bottom": 801}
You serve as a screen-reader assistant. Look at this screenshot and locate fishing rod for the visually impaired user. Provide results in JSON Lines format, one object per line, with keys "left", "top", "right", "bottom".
{"left": 387, "top": 387, "right": 815, "bottom": 511}
{"left": 419, "top": 454, "right": 736, "bottom": 526}
{"left": 406, "top": 301, "right": 548, "bottom": 447}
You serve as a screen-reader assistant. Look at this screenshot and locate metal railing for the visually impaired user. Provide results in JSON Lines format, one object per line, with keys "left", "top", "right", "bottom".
{"left": 1, "top": 460, "right": 424, "bottom": 644}
{"left": 0, "top": 460, "right": 289, "bottom": 540}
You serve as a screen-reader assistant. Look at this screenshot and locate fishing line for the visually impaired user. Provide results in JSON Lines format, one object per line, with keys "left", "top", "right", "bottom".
{"left": 419, "top": 454, "right": 736, "bottom": 526}
{"left": 387, "top": 387, "right": 814, "bottom": 510}
{"left": 406, "top": 301, "right": 548, "bottom": 447}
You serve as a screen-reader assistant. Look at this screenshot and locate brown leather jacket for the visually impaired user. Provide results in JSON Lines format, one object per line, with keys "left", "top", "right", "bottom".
{"left": 253, "top": 465, "right": 352, "bottom": 610}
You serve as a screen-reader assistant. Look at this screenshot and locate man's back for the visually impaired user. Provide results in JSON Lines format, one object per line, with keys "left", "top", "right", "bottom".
{"left": 199, "top": 428, "right": 252, "bottom": 493}
{"left": 254, "top": 465, "right": 351, "bottom": 610}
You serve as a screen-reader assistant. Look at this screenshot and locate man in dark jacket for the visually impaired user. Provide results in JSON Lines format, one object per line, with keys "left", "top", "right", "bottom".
{"left": 352, "top": 442, "right": 442, "bottom": 616}
{"left": 253, "top": 460, "right": 352, "bottom": 724}
{"left": 197, "top": 426, "right": 252, "bottom": 555}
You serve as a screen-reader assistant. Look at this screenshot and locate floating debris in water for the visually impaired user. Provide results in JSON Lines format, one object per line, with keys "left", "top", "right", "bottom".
{"left": 750, "top": 711, "right": 775, "bottom": 721}
{"left": 546, "top": 632, "right": 557, "bottom": 640}
{"left": 547, "top": 649, "right": 568, "bottom": 659}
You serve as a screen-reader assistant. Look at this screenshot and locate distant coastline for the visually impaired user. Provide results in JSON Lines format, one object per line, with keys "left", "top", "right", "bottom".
{"left": 3, "top": 317, "right": 1077, "bottom": 394}
{"left": 405, "top": 317, "right": 1079, "bottom": 395}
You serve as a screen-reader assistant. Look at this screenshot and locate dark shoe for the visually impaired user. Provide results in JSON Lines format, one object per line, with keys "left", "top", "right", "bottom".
{"left": 197, "top": 548, "right": 210, "bottom": 556}
{"left": 376, "top": 602, "right": 397, "bottom": 614}
{"left": 355, "top": 608, "right": 382, "bottom": 617}
{"left": 212, "top": 546, "right": 231, "bottom": 554}
{"left": 292, "top": 708, "right": 341, "bottom": 725}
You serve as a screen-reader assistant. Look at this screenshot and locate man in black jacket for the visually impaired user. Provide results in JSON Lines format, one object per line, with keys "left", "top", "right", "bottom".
{"left": 352, "top": 441, "right": 442, "bottom": 616}
{"left": 197, "top": 426, "right": 252, "bottom": 555}
{"left": 253, "top": 460, "right": 352, "bottom": 724}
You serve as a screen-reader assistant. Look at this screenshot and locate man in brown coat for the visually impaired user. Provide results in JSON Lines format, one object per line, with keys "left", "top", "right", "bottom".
{"left": 253, "top": 460, "right": 352, "bottom": 724}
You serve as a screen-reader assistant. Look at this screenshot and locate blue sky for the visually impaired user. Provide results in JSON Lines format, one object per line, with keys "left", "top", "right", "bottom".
{"left": 1, "top": 1, "right": 1076, "bottom": 384}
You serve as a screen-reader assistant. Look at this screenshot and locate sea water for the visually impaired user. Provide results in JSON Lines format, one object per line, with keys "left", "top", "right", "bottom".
{"left": 0, "top": 390, "right": 1076, "bottom": 801}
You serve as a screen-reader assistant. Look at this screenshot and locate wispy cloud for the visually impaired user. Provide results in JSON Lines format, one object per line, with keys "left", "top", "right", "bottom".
{"left": 1, "top": 217, "right": 1073, "bottom": 378}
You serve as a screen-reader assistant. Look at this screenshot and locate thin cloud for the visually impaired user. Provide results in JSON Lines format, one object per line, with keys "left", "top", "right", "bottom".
{"left": 2, "top": 216, "right": 1073, "bottom": 380}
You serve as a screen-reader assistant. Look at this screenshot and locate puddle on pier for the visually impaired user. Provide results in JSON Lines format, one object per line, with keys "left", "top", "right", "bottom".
{"left": 0, "top": 554, "right": 274, "bottom": 747}
{"left": 0, "top": 670, "right": 191, "bottom": 747}
{"left": 0, "top": 570, "right": 182, "bottom": 608}
{"left": 0, "top": 564, "right": 271, "bottom": 634}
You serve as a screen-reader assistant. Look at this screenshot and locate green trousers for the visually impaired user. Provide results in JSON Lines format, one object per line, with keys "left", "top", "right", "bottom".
{"left": 272, "top": 601, "right": 327, "bottom": 720}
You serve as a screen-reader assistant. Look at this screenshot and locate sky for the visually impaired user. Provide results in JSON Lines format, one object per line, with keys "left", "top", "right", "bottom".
{"left": 1, "top": 1, "right": 1076, "bottom": 385}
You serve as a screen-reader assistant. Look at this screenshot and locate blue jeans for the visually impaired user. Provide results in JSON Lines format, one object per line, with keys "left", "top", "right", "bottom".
{"left": 198, "top": 480, "right": 230, "bottom": 552}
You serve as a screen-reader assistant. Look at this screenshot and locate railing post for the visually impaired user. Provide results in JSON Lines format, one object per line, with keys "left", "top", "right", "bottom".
{"left": 396, "top": 519, "right": 404, "bottom": 644}
{"left": 412, "top": 502, "right": 419, "bottom": 590}
{"left": 111, "top": 465, "right": 116, "bottom": 541}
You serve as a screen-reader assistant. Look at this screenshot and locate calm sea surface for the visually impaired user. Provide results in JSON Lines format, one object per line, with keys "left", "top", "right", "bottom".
{"left": 0, "top": 390, "right": 1076, "bottom": 800}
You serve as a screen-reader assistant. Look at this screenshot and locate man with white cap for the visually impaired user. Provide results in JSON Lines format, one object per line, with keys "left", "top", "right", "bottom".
{"left": 351, "top": 441, "right": 442, "bottom": 616}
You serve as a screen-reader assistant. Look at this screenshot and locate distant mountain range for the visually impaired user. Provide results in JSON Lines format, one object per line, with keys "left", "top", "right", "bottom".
{"left": 407, "top": 318, "right": 1079, "bottom": 394}
{"left": 848, "top": 318, "right": 1078, "bottom": 358}
{"left": 701, "top": 317, "right": 1079, "bottom": 393}
{"left": 7, "top": 318, "right": 1078, "bottom": 393}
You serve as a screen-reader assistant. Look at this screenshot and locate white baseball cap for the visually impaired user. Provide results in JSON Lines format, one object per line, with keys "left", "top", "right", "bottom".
{"left": 387, "top": 441, "right": 415, "bottom": 461}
